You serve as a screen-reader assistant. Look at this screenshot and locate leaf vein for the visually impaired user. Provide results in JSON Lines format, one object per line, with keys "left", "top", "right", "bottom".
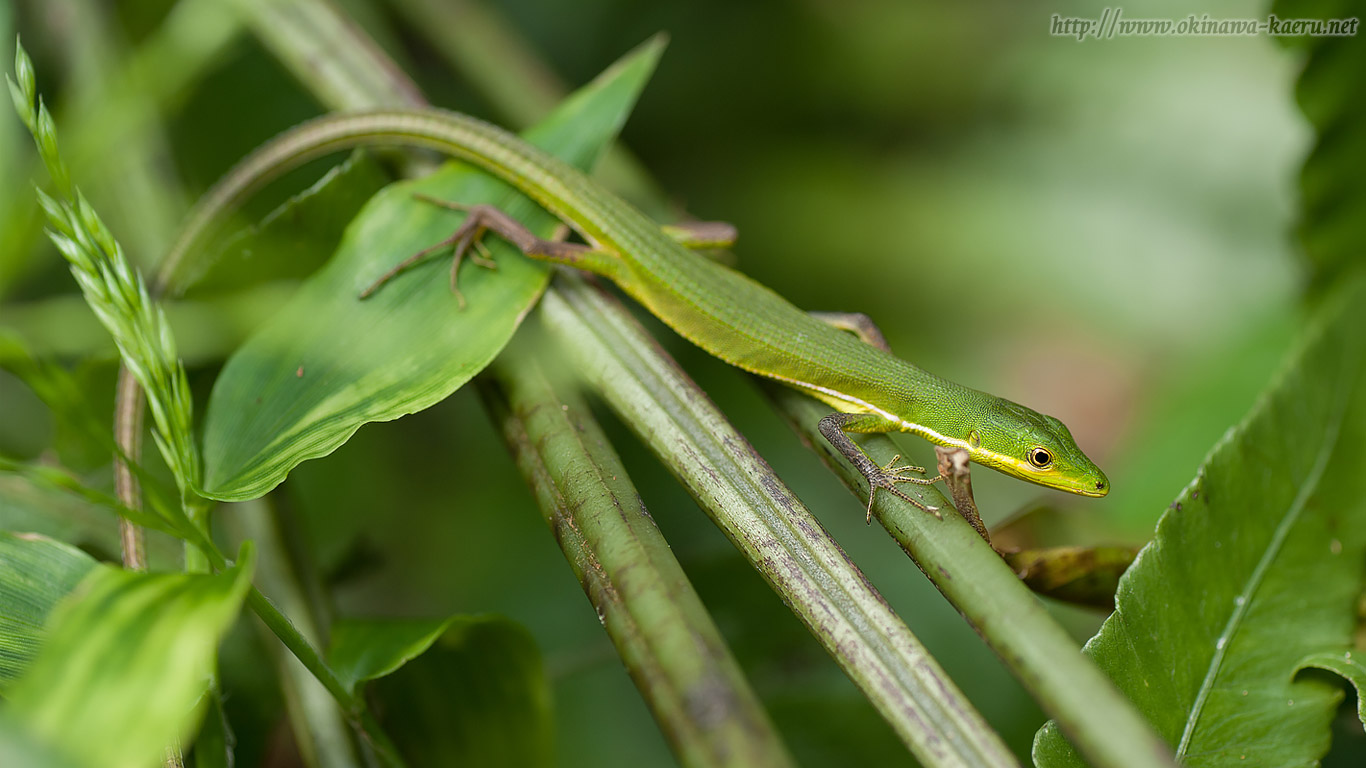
{"left": 1174, "top": 353, "right": 1357, "bottom": 757}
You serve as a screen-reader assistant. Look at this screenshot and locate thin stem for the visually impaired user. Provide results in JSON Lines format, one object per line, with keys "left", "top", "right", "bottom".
{"left": 229, "top": 499, "right": 360, "bottom": 768}
{"left": 245, "top": 586, "right": 406, "bottom": 767}
{"left": 114, "top": 368, "right": 148, "bottom": 570}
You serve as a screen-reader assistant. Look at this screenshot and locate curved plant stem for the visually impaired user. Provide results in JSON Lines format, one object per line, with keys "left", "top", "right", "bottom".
{"left": 766, "top": 386, "right": 1174, "bottom": 768}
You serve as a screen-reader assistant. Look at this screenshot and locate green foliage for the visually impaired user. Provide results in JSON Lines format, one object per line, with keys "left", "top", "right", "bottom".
{"left": 1296, "top": 650, "right": 1366, "bottom": 730}
{"left": 199, "top": 40, "right": 662, "bottom": 500}
{"left": 328, "top": 616, "right": 452, "bottom": 694}
{"left": 0, "top": 532, "right": 97, "bottom": 691}
{"left": 365, "top": 616, "right": 553, "bottom": 768}
{"left": 1034, "top": 279, "right": 1366, "bottom": 766}
{"left": 2, "top": 2, "right": 1362, "bottom": 766}
{"left": 1272, "top": 0, "right": 1366, "bottom": 289}
{"left": 326, "top": 608, "right": 556, "bottom": 768}
{"left": 0, "top": 456, "right": 196, "bottom": 544}
{"left": 0, "top": 473, "right": 128, "bottom": 558}
{"left": 7, "top": 543, "right": 255, "bottom": 768}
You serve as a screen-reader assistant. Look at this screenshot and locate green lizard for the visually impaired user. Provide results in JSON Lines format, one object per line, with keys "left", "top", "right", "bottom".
{"left": 173, "top": 109, "right": 1109, "bottom": 519}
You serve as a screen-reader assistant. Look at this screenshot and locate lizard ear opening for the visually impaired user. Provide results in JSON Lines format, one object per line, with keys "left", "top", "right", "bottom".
{"left": 968, "top": 430, "right": 981, "bottom": 449}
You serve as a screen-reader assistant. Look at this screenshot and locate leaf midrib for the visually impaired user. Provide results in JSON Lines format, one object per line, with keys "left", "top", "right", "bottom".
{"left": 1175, "top": 355, "right": 1357, "bottom": 757}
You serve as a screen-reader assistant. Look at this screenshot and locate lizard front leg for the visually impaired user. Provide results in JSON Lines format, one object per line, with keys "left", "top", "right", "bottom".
{"left": 818, "top": 412, "right": 941, "bottom": 522}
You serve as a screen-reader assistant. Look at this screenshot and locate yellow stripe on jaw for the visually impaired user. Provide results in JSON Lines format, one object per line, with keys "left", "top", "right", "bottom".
{"left": 969, "top": 450, "right": 1106, "bottom": 496}
{"left": 770, "top": 372, "right": 1104, "bottom": 497}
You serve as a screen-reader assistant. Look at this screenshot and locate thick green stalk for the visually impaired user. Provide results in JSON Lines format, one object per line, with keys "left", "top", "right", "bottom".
{"left": 766, "top": 386, "right": 1174, "bottom": 768}
{"left": 479, "top": 341, "right": 796, "bottom": 768}
{"left": 539, "top": 273, "right": 1019, "bottom": 768}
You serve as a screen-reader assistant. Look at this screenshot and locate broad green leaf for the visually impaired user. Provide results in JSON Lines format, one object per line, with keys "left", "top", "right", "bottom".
{"left": 367, "top": 616, "right": 552, "bottom": 768}
{"left": 1034, "top": 279, "right": 1366, "bottom": 767}
{"left": 1272, "top": 0, "right": 1366, "bottom": 290}
{"left": 7, "top": 543, "right": 256, "bottom": 768}
{"left": 188, "top": 151, "right": 390, "bottom": 294}
{"left": 200, "top": 37, "right": 665, "bottom": 500}
{"left": 1295, "top": 650, "right": 1366, "bottom": 729}
{"left": 327, "top": 616, "right": 451, "bottom": 694}
{"left": 0, "top": 532, "right": 97, "bottom": 691}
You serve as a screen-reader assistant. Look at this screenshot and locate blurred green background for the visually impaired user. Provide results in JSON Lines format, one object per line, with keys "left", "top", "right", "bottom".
{"left": 1, "top": 0, "right": 1341, "bottom": 765}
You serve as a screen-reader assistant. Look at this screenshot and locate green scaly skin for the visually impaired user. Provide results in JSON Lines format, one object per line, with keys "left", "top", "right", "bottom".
{"left": 167, "top": 109, "right": 1109, "bottom": 505}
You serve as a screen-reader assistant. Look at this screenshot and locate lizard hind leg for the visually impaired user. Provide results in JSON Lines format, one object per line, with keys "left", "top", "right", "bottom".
{"left": 809, "top": 311, "right": 893, "bottom": 353}
{"left": 661, "top": 220, "right": 738, "bottom": 250}
{"left": 359, "top": 195, "right": 616, "bottom": 303}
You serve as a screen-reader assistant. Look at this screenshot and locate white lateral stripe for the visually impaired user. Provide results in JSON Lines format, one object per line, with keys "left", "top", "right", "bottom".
{"left": 761, "top": 371, "right": 975, "bottom": 450}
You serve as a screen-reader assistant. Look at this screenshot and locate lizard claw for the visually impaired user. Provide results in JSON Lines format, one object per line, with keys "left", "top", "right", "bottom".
{"left": 882, "top": 454, "right": 927, "bottom": 476}
{"left": 863, "top": 459, "right": 942, "bottom": 523}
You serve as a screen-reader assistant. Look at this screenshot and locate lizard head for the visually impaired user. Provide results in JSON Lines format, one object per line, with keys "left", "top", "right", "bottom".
{"left": 963, "top": 398, "right": 1109, "bottom": 497}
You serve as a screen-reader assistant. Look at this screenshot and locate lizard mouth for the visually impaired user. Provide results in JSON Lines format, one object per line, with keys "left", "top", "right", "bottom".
{"left": 1047, "top": 473, "right": 1109, "bottom": 497}
{"left": 1073, "top": 482, "right": 1109, "bottom": 497}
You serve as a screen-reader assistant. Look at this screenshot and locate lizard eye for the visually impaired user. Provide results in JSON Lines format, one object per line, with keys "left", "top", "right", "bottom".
{"left": 1028, "top": 447, "right": 1053, "bottom": 469}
